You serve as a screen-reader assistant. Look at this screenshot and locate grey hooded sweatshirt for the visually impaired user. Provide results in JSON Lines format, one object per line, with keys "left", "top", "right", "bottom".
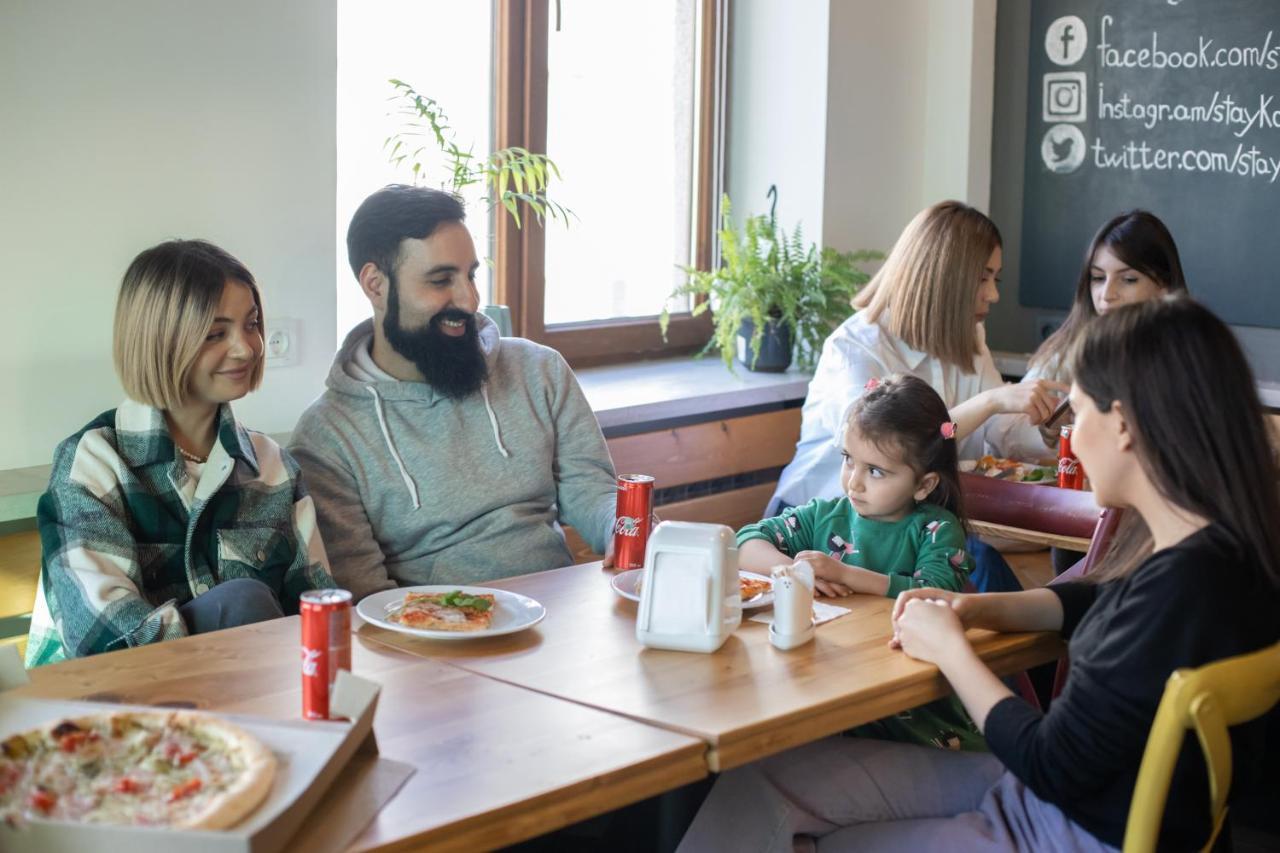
{"left": 289, "top": 314, "right": 616, "bottom": 600}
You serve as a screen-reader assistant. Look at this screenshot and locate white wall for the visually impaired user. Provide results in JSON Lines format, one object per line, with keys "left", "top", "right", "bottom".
{"left": 726, "top": 0, "right": 830, "bottom": 238}
{"left": 821, "top": 0, "right": 996, "bottom": 255}
{"left": 728, "top": 1, "right": 996, "bottom": 259}
{"left": 0, "top": 0, "right": 336, "bottom": 471}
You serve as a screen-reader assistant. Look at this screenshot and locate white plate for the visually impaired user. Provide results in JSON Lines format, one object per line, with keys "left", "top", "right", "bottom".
{"left": 357, "top": 584, "right": 546, "bottom": 640}
{"left": 610, "top": 569, "right": 775, "bottom": 609}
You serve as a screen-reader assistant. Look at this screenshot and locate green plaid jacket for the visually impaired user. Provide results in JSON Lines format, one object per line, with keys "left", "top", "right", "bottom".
{"left": 26, "top": 400, "right": 334, "bottom": 667}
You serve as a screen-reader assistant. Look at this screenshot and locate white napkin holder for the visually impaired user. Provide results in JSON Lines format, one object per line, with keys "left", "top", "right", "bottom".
{"left": 769, "top": 560, "right": 816, "bottom": 650}
{"left": 635, "top": 521, "right": 741, "bottom": 653}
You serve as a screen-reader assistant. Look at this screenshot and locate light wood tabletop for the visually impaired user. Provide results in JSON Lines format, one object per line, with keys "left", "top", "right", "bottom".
{"left": 11, "top": 616, "right": 708, "bottom": 852}
{"left": 969, "top": 519, "right": 1092, "bottom": 552}
{"left": 360, "top": 563, "right": 1065, "bottom": 772}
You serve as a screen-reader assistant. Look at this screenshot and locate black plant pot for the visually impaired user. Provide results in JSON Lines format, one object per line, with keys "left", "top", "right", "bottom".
{"left": 736, "top": 317, "right": 793, "bottom": 372}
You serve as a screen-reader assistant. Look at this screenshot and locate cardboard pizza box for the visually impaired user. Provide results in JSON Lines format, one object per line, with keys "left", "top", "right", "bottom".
{"left": 0, "top": 656, "right": 404, "bottom": 853}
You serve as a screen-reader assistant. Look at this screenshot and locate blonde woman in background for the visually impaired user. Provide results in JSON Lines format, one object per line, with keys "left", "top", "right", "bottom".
{"left": 770, "top": 200, "right": 1065, "bottom": 515}
{"left": 26, "top": 240, "right": 334, "bottom": 666}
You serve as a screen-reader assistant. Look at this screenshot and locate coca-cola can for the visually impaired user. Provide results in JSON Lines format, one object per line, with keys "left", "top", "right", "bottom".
{"left": 300, "top": 589, "right": 352, "bottom": 720}
{"left": 613, "top": 474, "right": 655, "bottom": 570}
{"left": 1057, "top": 425, "right": 1086, "bottom": 490}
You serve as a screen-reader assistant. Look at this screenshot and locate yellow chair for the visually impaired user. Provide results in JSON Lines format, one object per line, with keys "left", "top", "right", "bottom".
{"left": 1124, "top": 641, "right": 1280, "bottom": 852}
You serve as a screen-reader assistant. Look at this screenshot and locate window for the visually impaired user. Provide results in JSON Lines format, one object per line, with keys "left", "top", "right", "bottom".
{"left": 335, "top": 0, "right": 494, "bottom": 343}
{"left": 495, "top": 0, "right": 725, "bottom": 364}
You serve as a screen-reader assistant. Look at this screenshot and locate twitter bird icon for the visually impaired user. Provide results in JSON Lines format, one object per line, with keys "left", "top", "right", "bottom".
{"left": 1042, "top": 125, "right": 1086, "bottom": 174}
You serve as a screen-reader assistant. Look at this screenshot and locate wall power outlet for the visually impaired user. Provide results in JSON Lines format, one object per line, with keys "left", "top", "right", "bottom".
{"left": 265, "top": 318, "right": 299, "bottom": 368}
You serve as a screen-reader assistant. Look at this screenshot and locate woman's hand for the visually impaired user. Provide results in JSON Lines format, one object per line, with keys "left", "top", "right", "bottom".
{"left": 988, "top": 379, "right": 1069, "bottom": 425}
{"left": 890, "top": 587, "right": 984, "bottom": 644}
{"left": 892, "top": 597, "right": 969, "bottom": 665}
{"left": 793, "top": 551, "right": 855, "bottom": 597}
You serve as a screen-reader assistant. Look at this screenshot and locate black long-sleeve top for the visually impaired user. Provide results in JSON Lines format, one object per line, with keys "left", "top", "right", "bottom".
{"left": 984, "top": 523, "right": 1279, "bottom": 849}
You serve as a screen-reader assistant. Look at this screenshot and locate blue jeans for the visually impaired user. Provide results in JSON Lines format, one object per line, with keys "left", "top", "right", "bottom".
{"left": 178, "top": 577, "right": 284, "bottom": 635}
{"left": 966, "top": 536, "right": 1024, "bottom": 593}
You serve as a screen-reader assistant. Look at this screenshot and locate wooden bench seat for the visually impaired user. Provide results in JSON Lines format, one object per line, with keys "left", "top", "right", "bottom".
{"left": 565, "top": 407, "right": 802, "bottom": 561}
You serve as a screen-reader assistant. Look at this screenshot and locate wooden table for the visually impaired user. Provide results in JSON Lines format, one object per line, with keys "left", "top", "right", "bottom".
{"left": 970, "top": 519, "right": 1091, "bottom": 552}
{"left": 11, "top": 617, "right": 707, "bottom": 852}
{"left": 361, "top": 563, "right": 1065, "bottom": 771}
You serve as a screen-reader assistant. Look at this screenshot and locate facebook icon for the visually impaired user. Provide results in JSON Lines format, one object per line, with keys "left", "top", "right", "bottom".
{"left": 1046, "top": 15, "right": 1087, "bottom": 66}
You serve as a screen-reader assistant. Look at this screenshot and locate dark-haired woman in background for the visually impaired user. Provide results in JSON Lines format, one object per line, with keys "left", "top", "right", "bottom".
{"left": 1007, "top": 210, "right": 1189, "bottom": 572}
{"left": 1020, "top": 209, "right": 1189, "bottom": 447}
{"left": 678, "top": 295, "right": 1279, "bottom": 852}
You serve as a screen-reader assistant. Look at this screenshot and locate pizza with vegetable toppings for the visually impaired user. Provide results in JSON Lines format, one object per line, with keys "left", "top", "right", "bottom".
{"left": 0, "top": 711, "right": 275, "bottom": 829}
{"left": 964, "top": 455, "right": 1056, "bottom": 484}
{"left": 388, "top": 590, "right": 496, "bottom": 632}
{"left": 739, "top": 576, "right": 772, "bottom": 602}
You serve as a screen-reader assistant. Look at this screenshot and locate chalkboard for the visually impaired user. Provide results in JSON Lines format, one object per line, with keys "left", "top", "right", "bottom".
{"left": 1020, "top": 0, "right": 1280, "bottom": 328}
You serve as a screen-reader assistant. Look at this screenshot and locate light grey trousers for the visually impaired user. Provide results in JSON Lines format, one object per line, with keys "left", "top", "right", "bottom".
{"left": 677, "top": 737, "right": 1119, "bottom": 853}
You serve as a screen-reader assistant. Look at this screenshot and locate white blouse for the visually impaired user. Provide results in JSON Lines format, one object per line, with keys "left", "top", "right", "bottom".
{"left": 770, "top": 312, "right": 1049, "bottom": 511}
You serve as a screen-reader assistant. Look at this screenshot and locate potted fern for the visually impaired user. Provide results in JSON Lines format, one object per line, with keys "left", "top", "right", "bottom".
{"left": 661, "top": 188, "right": 881, "bottom": 372}
{"left": 384, "top": 79, "right": 571, "bottom": 228}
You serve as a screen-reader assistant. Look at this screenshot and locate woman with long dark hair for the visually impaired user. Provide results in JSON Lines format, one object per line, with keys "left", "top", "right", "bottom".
{"left": 1022, "top": 210, "right": 1189, "bottom": 444}
{"left": 679, "top": 296, "right": 1279, "bottom": 852}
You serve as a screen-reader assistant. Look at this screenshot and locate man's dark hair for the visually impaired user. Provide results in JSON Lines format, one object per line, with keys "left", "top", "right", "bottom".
{"left": 346, "top": 184, "right": 466, "bottom": 278}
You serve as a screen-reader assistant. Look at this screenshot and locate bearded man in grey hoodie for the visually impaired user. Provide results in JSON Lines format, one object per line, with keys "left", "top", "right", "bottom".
{"left": 290, "top": 185, "right": 618, "bottom": 601}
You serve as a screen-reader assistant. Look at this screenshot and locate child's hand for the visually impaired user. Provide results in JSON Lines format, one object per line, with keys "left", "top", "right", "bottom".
{"left": 793, "top": 551, "right": 854, "bottom": 597}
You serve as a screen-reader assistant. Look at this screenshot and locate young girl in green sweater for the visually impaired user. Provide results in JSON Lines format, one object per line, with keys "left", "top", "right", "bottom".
{"left": 738, "top": 373, "right": 979, "bottom": 749}
{"left": 740, "top": 374, "right": 972, "bottom": 599}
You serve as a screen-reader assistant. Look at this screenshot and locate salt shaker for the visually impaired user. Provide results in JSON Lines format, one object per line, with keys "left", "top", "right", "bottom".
{"left": 769, "top": 560, "right": 816, "bottom": 650}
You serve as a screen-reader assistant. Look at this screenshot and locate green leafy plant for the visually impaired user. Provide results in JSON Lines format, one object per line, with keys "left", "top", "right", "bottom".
{"left": 661, "top": 188, "right": 881, "bottom": 371}
{"left": 383, "top": 79, "right": 571, "bottom": 228}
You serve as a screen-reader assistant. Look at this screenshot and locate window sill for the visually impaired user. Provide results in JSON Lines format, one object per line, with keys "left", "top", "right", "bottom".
{"left": 574, "top": 355, "right": 813, "bottom": 437}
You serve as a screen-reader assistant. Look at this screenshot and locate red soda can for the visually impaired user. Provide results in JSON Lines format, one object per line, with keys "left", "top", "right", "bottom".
{"left": 300, "top": 589, "right": 352, "bottom": 720}
{"left": 613, "top": 474, "right": 655, "bottom": 570}
{"left": 1057, "top": 425, "right": 1086, "bottom": 490}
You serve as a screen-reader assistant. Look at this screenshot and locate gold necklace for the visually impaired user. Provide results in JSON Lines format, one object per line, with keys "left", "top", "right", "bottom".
{"left": 177, "top": 445, "right": 208, "bottom": 464}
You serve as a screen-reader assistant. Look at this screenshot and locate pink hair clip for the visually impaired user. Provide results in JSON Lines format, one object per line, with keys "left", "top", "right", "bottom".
{"left": 864, "top": 377, "right": 881, "bottom": 392}
{"left": 940, "top": 421, "right": 957, "bottom": 440}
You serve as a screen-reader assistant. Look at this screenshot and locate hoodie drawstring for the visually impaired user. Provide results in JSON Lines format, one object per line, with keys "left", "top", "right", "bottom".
{"left": 482, "top": 386, "right": 512, "bottom": 458}
{"left": 366, "top": 386, "right": 421, "bottom": 510}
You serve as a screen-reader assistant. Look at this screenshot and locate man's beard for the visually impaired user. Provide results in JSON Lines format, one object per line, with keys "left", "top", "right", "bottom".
{"left": 383, "top": 275, "right": 488, "bottom": 400}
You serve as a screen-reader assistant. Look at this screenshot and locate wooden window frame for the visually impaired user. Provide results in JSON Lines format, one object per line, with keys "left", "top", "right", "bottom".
{"left": 494, "top": 0, "right": 725, "bottom": 366}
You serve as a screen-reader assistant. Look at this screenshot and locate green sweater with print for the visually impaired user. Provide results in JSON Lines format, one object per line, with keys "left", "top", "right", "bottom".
{"left": 738, "top": 497, "right": 983, "bottom": 752}
{"left": 737, "top": 497, "right": 973, "bottom": 596}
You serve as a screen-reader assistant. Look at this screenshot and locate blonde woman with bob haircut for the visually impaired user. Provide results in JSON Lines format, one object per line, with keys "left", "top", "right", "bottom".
{"left": 26, "top": 240, "right": 334, "bottom": 667}
{"left": 770, "top": 200, "right": 1066, "bottom": 514}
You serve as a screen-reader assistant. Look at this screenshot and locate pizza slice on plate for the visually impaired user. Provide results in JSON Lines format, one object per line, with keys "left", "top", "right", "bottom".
{"left": 389, "top": 590, "right": 496, "bottom": 632}
{"left": 739, "top": 576, "right": 772, "bottom": 602}
{"left": 969, "top": 455, "right": 1055, "bottom": 483}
